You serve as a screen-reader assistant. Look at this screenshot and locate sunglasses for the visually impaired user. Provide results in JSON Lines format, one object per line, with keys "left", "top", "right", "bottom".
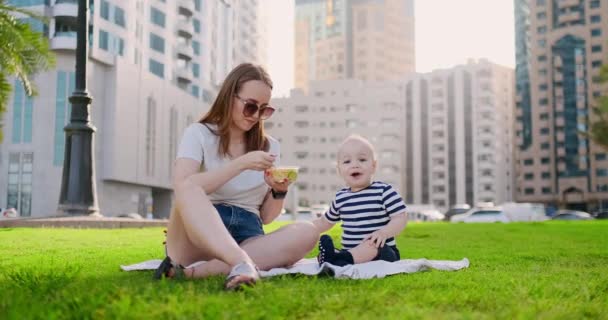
{"left": 234, "top": 95, "right": 275, "bottom": 120}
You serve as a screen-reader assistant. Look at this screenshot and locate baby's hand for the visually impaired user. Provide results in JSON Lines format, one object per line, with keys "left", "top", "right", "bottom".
{"left": 366, "top": 230, "right": 387, "bottom": 248}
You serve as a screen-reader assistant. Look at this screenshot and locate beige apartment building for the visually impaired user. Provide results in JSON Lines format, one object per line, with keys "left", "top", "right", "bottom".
{"left": 270, "top": 60, "right": 514, "bottom": 212}
{"left": 514, "top": 0, "right": 608, "bottom": 211}
{"left": 403, "top": 60, "right": 515, "bottom": 211}
{"left": 295, "top": 0, "right": 415, "bottom": 91}
{"left": 267, "top": 80, "right": 406, "bottom": 207}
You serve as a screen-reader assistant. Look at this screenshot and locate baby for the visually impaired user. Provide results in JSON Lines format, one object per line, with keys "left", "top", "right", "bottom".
{"left": 312, "top": 134, "right": 408, "bottom": 266}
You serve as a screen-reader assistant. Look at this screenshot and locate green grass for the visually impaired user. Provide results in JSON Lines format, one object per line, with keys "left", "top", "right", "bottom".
{"left": 0, "top": 221, "right": 607, "bottom": 319}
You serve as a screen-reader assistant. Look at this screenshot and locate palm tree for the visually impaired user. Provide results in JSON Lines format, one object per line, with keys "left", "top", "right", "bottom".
{"left": 0, "top": 0, "right": 55, "bottom": 142}
{"left": 587, "top": 62, "right": 608, "bottom": 150}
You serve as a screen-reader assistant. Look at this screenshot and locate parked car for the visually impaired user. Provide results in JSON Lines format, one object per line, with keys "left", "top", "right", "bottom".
{"left": 444, "top": 204, "right": 471, "bottom": 221}
{"left": 551, "top": 210, "right": 593, "bottom": 220}
{"left": 1, "top": 208, "right": 19, "bottom": 218}
{"left": 405, "top": 204, "right": 445, "bottom": 222}
{"left": 451, "top": 207, "right": 509, "bottom": 223}
{"left": 592, "top": 211, "right": 608, "bottom": 219}
{"left": 501, "top": 202, "right": 548, "bottom": 222}
{"left": 311, "top": 204, "right": 329, "bottom": 218}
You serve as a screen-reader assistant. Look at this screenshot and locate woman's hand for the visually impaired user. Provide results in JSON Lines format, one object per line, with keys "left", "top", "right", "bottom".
{"left": 235, "top": 151, "right": 276, "bottom": 171}
{"left": 264, "top": 170, "right": 290, "bottom": 192}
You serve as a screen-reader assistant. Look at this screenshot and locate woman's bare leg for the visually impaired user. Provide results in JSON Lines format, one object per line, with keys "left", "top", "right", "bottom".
{"left": 188, "top": 221, "right": 320, "bottom": 278}
{"left": 166, "top": 179, "right": 253, "bottom": 268}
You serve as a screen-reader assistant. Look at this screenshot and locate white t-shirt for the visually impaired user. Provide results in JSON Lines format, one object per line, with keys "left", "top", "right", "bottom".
{"left": 176, "top": 123, "right": 280, "bottom": 215}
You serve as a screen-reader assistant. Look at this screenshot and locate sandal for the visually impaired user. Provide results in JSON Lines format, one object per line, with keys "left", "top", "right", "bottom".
{"left": 153, "top": 256, "right": 186, "bottom": 280}
{"left": 224, "top": 261, "right": 260, "bottom": 291}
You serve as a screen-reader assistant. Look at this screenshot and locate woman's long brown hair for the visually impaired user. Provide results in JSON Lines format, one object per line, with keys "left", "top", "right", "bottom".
{"left": 199, "top": 63, "right": 273, "bottom": 157}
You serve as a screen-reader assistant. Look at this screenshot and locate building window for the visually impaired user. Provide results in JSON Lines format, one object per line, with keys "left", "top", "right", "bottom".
{"left": 541, "top": 172, "right": 551, "bottom": 179}
{"left": 168, "top": 107, "right": 178, "bottom": 176}
{"left": 146, "top": 97, "right": 157, "bottom": 176}
{"left": 539, "top": 83, "right": 548, "bottom": 91}
{"left": 10, "top": 80, "right": 34, "bottom": 144}
{"left": 6, "top": 152, "right": 33, "bottom": 217}
{"left": 598, "top": 169, "right": 608, "bottom": 177}
{"left": 537, "top": 12, "right": 546, "bottom": 19}
{"left": 524, "top": 173, "right": 534, "bottom": 180}
{"left": 538, "top": 55, "right": 547, "bottom": 62}
{"left": 541, "top": 142, "right": 550, "bottom": 149}
{"left": 536, "top": 0, "right": 546, "bottom": 5}
{"left": 537, "top": 26, "right": 547, "bottom": 34}
{"left": 149, "top": 59, "right": 164, "bottom": 78}
{"left": 194, "top": 0, "right": 201, "bottom": 11}
{"left": 149, "top": 33, "right": 165, "bottom": 53}
{"left": 542, "top": 187, "right": 552, "bottom": 194}
{"left": 99, "top": 29, "right": 109, "bottom": 50}
{"left": 192, "top": 40, "right": 200, "bottom": 55}
{"left": 591, "top": 29, "right": 601, "bottom": 37}
{"left": 541, "top": 157, "right": 550, "bottom": 164}
{"left": 596, "top": 154, "right": 607, "bottom": 161}
{"left": 193, "top": 18, "right": 200, "bottom": 33}
{"left": 540, "top": 128, "right": 550, "bottom": 135}
{"left": 590, "top": 15, "right": 601, "bottom": 23}
{"left": 114, "top": 6, "right": 126, "bottom": 28}
{"left": 539, "top": 98, "right": 548, "bottom": 105}
{"left": 524, "top": 159, "right": 534, "bottom": 165}
{"left": 150, "top": 7, "right": 165, "bottom": 27}
{"left": 191, "top": 85, "right": 199, "bottom": 98}
{"left": 591, "top": 45, "right": 602, "bottom": 53}
{"left": 590, "top": 0, "right": 600, "bottom": 8}
{"left": 100, "top": 0, "right": 110, "bottom": 20}
{"left": 53, "top": 71, "right": 74, "bottom": 166}
{"left": 192, "top": 63, "right": 200, "bottom": 78}
{"left": 592, "top": 61, "right": 602, "bottom": 68}
{"left": 524, "top": 188, "right": 534, "bottom": 195}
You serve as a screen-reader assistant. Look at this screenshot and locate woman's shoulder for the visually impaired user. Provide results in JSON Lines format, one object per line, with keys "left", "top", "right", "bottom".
{"left": 266, "top": 134, "right": 280, "bottom": 151}
{"left": 185, "top": 122, "right": 217, "bottom": 138}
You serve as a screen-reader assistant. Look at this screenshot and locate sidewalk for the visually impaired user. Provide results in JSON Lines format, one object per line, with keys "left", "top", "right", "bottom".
{"left": 0, "top": 216, "right": 168, "bottom": 229}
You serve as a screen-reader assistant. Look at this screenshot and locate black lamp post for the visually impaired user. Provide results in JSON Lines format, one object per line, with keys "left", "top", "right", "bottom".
{"left": 57, "top": 0, "right": 99, "bottom": 216}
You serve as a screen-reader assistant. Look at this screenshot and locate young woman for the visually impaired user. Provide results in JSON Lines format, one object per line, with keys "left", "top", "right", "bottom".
{"left": 155, "top": 63, "right": 319, "bottom": 290}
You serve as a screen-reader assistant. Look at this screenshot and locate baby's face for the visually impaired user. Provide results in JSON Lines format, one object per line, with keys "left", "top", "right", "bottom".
{"left": 337, "top": 140, "right": 377, "bottom": 191}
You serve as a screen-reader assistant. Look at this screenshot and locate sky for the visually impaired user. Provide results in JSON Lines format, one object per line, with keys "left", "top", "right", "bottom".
{"left": 266, "top": 0, "right": 516, "bottom": 97}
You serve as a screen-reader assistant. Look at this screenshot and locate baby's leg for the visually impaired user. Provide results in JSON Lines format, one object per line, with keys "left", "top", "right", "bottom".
{"left": 348, "top": 239, "right": 380, "bottom": 263}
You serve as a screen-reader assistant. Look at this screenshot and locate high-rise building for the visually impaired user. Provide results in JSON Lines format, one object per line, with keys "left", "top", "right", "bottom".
{"left": 404, "top": 60, "right": 515, "bottom": 211}
{"left": 0, "top": 0, "right": 267, "bottom": 217}
{"left": 267, "top": 80, "right": 406, "bottom": 208}
{"left": 514, "top": 0, "right": 608, "bottom": 211}
{"left": 294, "top": 0, "right": 415, "bottom": 91}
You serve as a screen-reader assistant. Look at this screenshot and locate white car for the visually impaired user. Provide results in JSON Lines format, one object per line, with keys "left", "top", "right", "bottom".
{"left": 451, "top": 207, "right": 509, "bottom": 223}
{"left": 1, "top": 208, "right": 19, "bottom": 218}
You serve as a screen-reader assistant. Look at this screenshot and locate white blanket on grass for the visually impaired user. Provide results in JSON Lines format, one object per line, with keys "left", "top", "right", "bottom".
{"left": 121, "top": 257, "right": 469, "bottom": 279}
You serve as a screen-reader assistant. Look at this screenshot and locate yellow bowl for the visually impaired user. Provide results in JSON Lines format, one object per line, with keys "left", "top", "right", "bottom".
{"left": 269, "top": 166, "right": 299, "bottom": 183}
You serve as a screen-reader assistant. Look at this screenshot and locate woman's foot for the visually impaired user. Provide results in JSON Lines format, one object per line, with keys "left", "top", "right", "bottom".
{"left": 317, "top": 235, "right": 336, "bottom": 265}
{"left": 224, "top": 261, "right": 260, "bottom": 291}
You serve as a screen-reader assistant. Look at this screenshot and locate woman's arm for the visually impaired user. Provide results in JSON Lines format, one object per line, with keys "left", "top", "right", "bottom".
{"left": 258, "top": 191, "right": 285, "bottom": 224}
{"left": 173, "top": 151, "right": 275, "bottom": 194}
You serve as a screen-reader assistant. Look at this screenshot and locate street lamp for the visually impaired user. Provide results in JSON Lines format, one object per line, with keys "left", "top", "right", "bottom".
{"left": 57, "top": 0, "right": 99, "bottom": 216}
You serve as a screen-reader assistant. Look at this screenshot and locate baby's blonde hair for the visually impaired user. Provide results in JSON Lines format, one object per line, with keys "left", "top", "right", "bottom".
{"left": 337, "top": 134, "right": 377, "bottom": 160}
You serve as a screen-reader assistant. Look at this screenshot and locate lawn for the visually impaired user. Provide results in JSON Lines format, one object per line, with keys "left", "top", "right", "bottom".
{"left": 0, "top": 221, "right": 607, "bottom": 319}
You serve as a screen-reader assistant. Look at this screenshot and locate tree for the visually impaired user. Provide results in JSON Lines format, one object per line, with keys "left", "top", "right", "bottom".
{"left": 587, "top": 61, "right": 608, "bottom": 150}
{"left": 0, "top": 1, "right": 55, "bottom": 142}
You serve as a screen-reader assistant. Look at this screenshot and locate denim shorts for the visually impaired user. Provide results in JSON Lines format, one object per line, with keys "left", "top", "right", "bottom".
{"left": 214, "top": 204, "right": 265, "bottom": 244}
{"left": 374, "top": 245, "right": 401, "bottom": 262}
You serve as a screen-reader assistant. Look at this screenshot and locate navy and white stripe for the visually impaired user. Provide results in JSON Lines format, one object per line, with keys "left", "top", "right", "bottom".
{"left": 324, "top": 181, "right": 407, "bottom": 249}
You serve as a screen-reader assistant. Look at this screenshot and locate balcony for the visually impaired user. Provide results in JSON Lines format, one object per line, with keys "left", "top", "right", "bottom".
{"left": 557, "top": 0, "right": 580, "bottom": 8}
{"left": 178, "top": 0, "right": 195, "bottom": 17}
{"left": 53, "top": 0, "right": 77, "bottom": 18}
{"left": 555, "top": 117, "right": 565, "bottom": 126}
{"left": 177, "top": 20, "right": 194, "bottom": 38}
{"left": 558, "top": 11, "right": 581, "bottom": 24}
{"left": 176, "top": 44, "right": 193, "bottom": 60}
{"left": 51, "top": 31, "right": 77, "bottom": 50}
{"left": 176, "top": 67, "right": 192, "bottom": 83}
